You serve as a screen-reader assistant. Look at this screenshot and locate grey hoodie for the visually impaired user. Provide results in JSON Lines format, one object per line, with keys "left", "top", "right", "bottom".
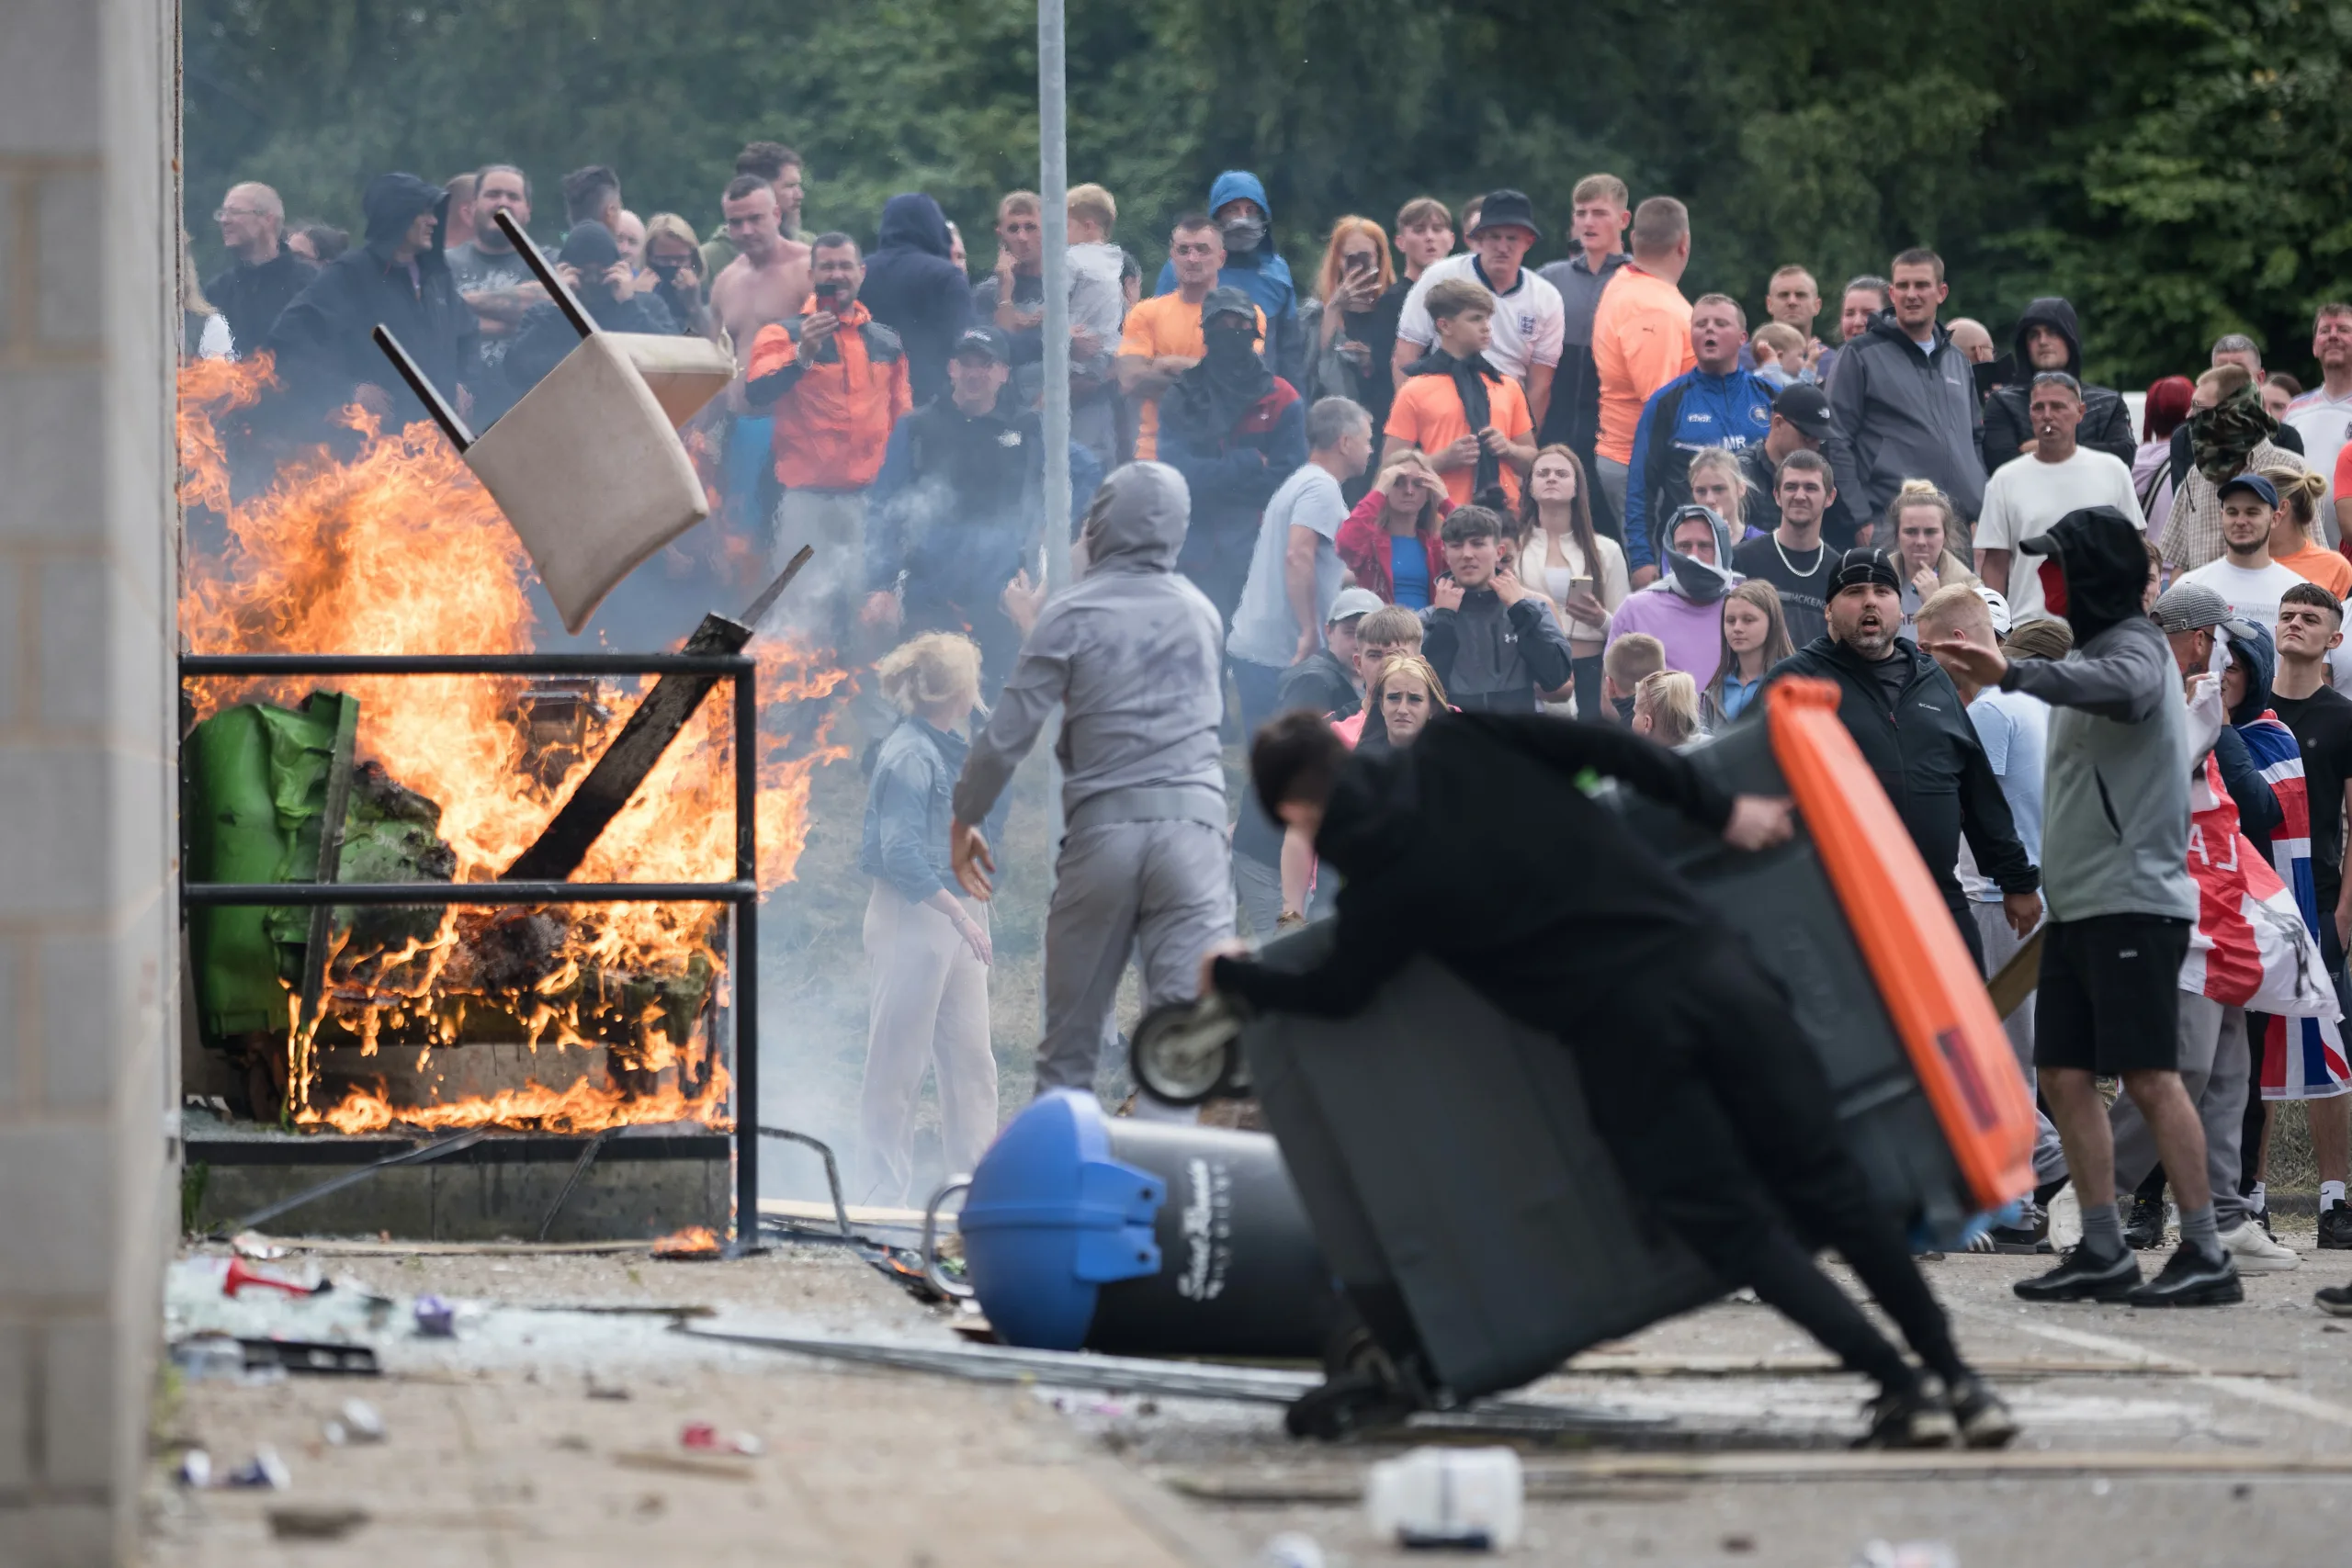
{"left": 1827, "top": 310, "right": 1988, "bottom": 522}
{"left": 953, "top": 462, "right": 1228, "bottom": 828}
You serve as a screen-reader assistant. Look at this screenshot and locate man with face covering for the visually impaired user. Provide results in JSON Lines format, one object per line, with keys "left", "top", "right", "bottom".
{"left": 1154, "top": 288, "right": 1306, "bottom": 623}
{"left": 1603, "top": 503, "right": 1742, "bottom": 686}
{"left": 1764, "top": 549, "right": 2041, "bottom": 968}
{"left": 264, "top": 172, "right": 477, "bottom": 432}
{"left": 1153, "top": 171, "right": 1304, "bottom": 389}
{"left": 1930, "top": 507, "right": 2239, "bottom": 1306}
{"left": 499, "top": 220, "right": 677, "bottom": 396}
{"left": 948, "top": 463, "right": 1236, "bottom": 1107}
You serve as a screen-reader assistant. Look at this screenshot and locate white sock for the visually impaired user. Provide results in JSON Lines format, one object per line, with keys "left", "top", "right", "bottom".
{"left": 2324, "top": 1181, "right": 2346, "bottom": 1212}
{"left": 2251, "top": 1181, "right": 2267, "bottom": 1212}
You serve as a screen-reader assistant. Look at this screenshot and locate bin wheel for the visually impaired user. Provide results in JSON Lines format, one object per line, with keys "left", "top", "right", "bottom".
{"left": 1283, "top": 1373, "right": 1415, "bottom": 1441}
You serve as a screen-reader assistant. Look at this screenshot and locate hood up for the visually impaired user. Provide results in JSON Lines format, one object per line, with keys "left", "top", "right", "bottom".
{"left": 361, "top": 172, "right": 448, "bottom": 255}
{"left": 2221, "top": 618, "right": 2277, "bottom": 727}
{"left": 1080, "top": 461, "right": 1189, "bottom": 575}
{"left": 2010, "top": 297, "right": 2084, "bottom": 379}
{"left": 1662, "top": 506, "right": 1739, "bottom": 604}
{"left": 2020, "top": 505, "right": 2148, "bottom": 645}
{"left": 1206, "top": 170, "right": 1283, "bottom": 269}
{"left": 876, "top": 193, "right": 953, "bottom": 258}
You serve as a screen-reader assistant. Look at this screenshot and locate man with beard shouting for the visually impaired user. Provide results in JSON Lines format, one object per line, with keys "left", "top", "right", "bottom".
{"left": 1764, "top": 549, "right": 2041, "bottom": 968}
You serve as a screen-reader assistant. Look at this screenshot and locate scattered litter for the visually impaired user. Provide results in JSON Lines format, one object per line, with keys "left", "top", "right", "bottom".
{"left": 268, "top": 1506, "right": 369, "bottom": 1541}
{"left": 1723, "top": 1533, "right": 1757, "bottom": 1553}
{"left": 1260, "top": 1532, "right": 1327, "bottom": 1568}
{"left": 231, "top": 1232, "right": 290, "bottom": 1260}
{"left": 613, "top": 1448, "right": 754, "bottom": 1482}
{"left": 1366, "top": 1447, "right": 1523, "bottom": 1551}
{"left": 1852, "top": 1544, "right": 1957, "bottom": 1568}
{"left": 223, "top": 1257, "right": 327, "bottom": 1299}
{"left": 171, "top": 1334, "right": 248, "bottom": 1383}
{"left": 651, "top": 1225, "right": 722, "bottom": 1261}
{"left": 323, "top": 1398, "right": 385, "bottom": 1446}
{"left": 177, "top": 1450, "right": 213, "bottom": 1488}
{"left": 413, "top": 1294, "right": 457, "bottom": 1337}
{"left": 222, "top": 1447, "right": 291, "bottom": 1490}
{"left": 680, "top": 1421, "right": 764, "bottom": 1456}
{"left": 247, "top": 1339, "right": 381, "bottom": 1377}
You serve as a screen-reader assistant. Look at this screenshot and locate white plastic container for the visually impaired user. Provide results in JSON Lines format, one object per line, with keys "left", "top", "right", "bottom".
{"left": 1364, "top": 1445, "right": 1523, "bottom": 1551}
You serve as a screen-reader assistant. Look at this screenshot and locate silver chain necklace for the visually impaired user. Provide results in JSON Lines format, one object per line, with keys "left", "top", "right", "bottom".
{"left": 1772, "top": 532, "right": 1826, "bottom": 578}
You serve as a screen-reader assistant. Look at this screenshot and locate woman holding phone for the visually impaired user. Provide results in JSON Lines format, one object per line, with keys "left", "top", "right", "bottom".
{"left": 1297, "top": 219, "right": 1396, "bottom": 442}
{"left": 1514, "top": 444, "right": 1628, "bottom": 717}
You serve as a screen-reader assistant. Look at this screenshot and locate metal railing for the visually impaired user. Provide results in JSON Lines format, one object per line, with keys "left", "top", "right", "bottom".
{"left": 177, "top": 649, "right": 764, "bottom": 1245}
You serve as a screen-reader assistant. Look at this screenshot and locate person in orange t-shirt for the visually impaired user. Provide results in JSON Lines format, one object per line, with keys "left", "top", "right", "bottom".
{"left": 1118, "top": 212, "right": 1264, "bottom": 459}
{"left": 1590, "top": 196, "right": 1695, "bottom": 540}
{"left": 2261, "top": 460, "right": 2352, "bottom": 598}
{"left": 1383, "top": 276, "right": 1535, "bottom": 509}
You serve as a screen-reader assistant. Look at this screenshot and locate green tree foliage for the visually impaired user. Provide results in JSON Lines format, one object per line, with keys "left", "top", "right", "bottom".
{"left": 186, "top": 0, "right": 2352, "bottom": 383}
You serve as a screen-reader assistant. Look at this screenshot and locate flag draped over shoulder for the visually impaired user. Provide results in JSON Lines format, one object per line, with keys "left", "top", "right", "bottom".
{"left": 2229, "top": 713, "right": 2352, "bottom": 1100}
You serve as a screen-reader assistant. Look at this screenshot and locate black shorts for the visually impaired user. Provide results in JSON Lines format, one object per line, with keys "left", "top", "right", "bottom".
{"left": 2033, "top": 914, "right": 2193, "bottom": 1076}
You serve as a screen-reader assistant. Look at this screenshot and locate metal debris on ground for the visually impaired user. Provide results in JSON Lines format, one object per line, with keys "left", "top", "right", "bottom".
{"left": 230, "top": 1231, "right": 290, "bottom": 1260}
{"left": 243, "top": 1338, "right": 380, "bottom": 1377}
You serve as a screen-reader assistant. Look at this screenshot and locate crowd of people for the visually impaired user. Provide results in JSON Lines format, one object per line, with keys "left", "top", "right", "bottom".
{"left": 188, "top": 146, "right": 2352, "bottom": 1325}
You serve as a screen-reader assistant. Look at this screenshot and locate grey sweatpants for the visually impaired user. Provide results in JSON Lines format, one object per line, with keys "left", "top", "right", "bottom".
{"left": 1037, "top": 818, "right": 1235, "bottom": 1100}
{"left": 1973, "top": 902, "right": 2068, "bottom": 1184}
{"left": 2109, "top": 991, "right": 2250, "bottom": 1229}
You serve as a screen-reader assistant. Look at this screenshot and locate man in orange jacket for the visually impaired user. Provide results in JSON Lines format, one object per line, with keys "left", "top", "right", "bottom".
{"left": 746, "top": 232, "right": 912, "bottom": 688}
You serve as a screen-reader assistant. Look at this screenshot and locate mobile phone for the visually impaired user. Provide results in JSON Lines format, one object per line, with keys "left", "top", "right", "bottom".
{"left": 1570, "top": 575, "right": 1593, "bottom": 597}
{"left": 814, "top": 281, "right": 842, "bottom": 309}
{"left": 1345, "top": 253, "right": 1373, "bottom": 276}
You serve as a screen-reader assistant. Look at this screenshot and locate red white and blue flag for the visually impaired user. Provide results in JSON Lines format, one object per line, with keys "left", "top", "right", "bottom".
{"left": 2230, "top": 713, "right": 2352, "bottom": 1100}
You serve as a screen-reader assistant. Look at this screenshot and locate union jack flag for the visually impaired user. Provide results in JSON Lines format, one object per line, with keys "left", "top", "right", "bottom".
{"left": 2233, "top": 713, "right": 2352, "bottom": 1100}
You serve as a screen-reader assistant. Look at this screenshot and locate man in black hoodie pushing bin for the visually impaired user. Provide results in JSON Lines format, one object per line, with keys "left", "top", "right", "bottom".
{"left": 1203, "top": 707, "right": 2018, "bottom": 1449}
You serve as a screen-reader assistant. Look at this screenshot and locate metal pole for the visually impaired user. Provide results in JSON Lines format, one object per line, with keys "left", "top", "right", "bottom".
{"left": 732, "top": 667, "right": 760, "bottom": 1247}
{"left": 1038, "top": 0, "right": 1071, "bottom": 595}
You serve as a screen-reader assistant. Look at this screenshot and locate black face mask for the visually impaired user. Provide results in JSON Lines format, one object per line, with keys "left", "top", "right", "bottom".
{"left": 650, "top": 258, "right": 684, "bottom": 281}
{"left": 1204, "top": 325, "right": 1257, "bottom": 366}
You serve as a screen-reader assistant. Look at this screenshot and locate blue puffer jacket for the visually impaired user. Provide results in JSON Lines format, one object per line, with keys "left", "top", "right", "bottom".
{"left": 1153, "top": 170, "right": 1303, "bottom": 386}
{"left": 1623, "top": 367, "right": 1776, "bottom": 570}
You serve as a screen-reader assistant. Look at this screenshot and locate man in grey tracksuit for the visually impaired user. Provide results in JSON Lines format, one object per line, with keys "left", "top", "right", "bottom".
{"left": 950, "top": 461, "right": 1236, "bottom": 1100}
{"left": 1828, "top": 291, "right": 1988, "bottom": 525}
{"left": 1927, "top": 505, "right": 2237, "bottom": 1307}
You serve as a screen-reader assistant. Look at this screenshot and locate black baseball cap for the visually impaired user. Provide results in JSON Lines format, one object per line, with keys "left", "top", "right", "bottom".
{"left": 1469, "top": 189, "right": 1542, "bottom": 240}
{"left": 1200, "top": 285, "right": 1257, "bottom": 329}
{"left": 1772, "top": 383, "right": 1833, "bottom": 441}
{"left": 951, "top": 324, "right": 1011, "bottom": 364}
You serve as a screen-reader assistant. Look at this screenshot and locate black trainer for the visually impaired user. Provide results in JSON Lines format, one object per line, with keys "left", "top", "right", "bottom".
{"left": 2318, "top": 1208, "right": 2352, "bottom": 1251}
{"left": 2124, "top": 1193, "right": 2166, "bottom": 1250}
{"left": 2124, "top": 1245, "right": 2243, "bottom": 1306}
{"left": 2014, "top": 1245, "right": 2142, "bottom": 1303}
{"left": 1986, "top": 1223, "right": 2052, "bottom": 1255}
{"left": 1946, "top": 1375, "right": 2020, "bottom": 1450}
{"left": 1854, "top": 1383, "right": 1959, "bottom": 1450}
{"left": 2315, "top": 1280, "right": 2352, "bottom": 1316}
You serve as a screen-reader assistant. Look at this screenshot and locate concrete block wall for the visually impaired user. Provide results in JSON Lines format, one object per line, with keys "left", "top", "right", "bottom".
{"left": 0, "top": 0, "right": 180, "bottom": 1562}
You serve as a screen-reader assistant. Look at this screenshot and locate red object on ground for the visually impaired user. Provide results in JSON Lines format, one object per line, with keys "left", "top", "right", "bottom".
{"left": 221, "top": 1256, "right": 321, "bottom": 1299}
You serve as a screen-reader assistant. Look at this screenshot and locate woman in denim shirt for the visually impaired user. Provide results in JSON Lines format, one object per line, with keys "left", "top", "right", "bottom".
{"left": 856, "top": 633, "right": 1001, "bottom": 1203}
{"left": 1701, "top": 580, "right": 1794, "bottom": 731}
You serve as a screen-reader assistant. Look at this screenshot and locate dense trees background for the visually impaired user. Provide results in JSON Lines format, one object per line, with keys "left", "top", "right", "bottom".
{"left": 186, "top": 0, "right": 2352, "bottom": 385}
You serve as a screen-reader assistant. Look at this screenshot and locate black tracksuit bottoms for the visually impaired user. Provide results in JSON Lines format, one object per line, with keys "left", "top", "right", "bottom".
{"left": 1566, "top": 944, "right": 1968, "bottom": 1393}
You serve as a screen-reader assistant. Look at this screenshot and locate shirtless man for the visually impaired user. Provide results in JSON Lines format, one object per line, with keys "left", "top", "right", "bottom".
{"left": 708, "top": 176, "right": 810, "bottom": 373}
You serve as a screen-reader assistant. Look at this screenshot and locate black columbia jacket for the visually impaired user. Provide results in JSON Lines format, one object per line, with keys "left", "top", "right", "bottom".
{"left": 1763, "top": 635, "right": 2038, "bottom": 907}
{"left": 1211, "top": 712, "right": 1738, "bottom": 1031}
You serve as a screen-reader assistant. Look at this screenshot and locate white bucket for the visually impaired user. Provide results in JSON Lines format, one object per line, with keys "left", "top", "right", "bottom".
{"left": 1364, "top": 1445, "right": 1523, "bottom": 1551}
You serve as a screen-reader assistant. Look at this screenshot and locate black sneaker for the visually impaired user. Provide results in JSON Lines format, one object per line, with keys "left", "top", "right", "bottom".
{"left": 2318, "top": 1208, "right": 2352, "bottom": 1250}
{"left": 2315, "top": 1280, "right": 2352, "bottom": 1316}
{"left": 1986, "top": 1224, "right": 2052, "bottom": 1255}
{"left": 1854, "top": 1383, "right": 1959, "bottom": 1450}
{"left": 1946, "top": 1375, "right": 2020, "bottom": 1450}
{"left": 2124, "top": 1192, "right": 2167, "bottom": 1250}
{"left": 2124, "top": 1245, "right": 2243, "bottom": 1306}
{"left": 2014, "top": 1245, "right": 2143, "bottom": 1303}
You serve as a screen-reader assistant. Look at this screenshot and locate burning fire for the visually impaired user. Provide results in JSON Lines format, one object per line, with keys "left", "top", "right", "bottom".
{"left": 651, "top": 1225, "right": 723, "bottom": 1258}
{"left": 178, "top": 357, "right": 846, "bottom": 1133}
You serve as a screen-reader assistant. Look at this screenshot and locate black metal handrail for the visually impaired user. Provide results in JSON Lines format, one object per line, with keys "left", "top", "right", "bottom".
{"left": 177, "top": 649, "right": 763, "bottom": 1246}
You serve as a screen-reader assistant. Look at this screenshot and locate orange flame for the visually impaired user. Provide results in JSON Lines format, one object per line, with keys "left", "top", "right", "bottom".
{"left": 651, "top": 1224, "right": 723, "bottom": 1258}
{"left": 178, "top": 359, "right": 845, "bottom": 1133}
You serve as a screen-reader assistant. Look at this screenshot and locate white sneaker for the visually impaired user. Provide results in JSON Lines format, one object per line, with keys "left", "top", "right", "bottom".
{"left": 2218, "top": 1219, "right": 2301, "bottom": 1272}
{"left": 2047, "top": 1181, "right": 2082, "bottom": 1251}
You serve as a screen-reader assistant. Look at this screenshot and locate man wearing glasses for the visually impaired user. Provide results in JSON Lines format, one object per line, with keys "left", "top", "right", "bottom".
{"left": 205, "top": 182, "right": 314, "bottom": 357}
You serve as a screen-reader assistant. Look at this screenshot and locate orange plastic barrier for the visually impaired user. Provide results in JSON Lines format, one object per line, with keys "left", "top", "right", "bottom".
{"left": 1766, "top": 678, "right": 2038, "bottom": 1211}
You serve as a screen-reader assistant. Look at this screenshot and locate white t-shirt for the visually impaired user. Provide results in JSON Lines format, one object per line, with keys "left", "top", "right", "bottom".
{"left": 1228, "top": 463, "right": 1350, "bottom": 669}
{"left": 2180, "top": 555, "right": 2318, "bottom": 637}
{"left": 1394, "top": 254, "right": 1566, "bottom": 384}
{"left": 2285, "top": 385, "right": 2352, "bottom": 535}
{"left": 1972, "top": 447, "right": 2145, "bottom": 624}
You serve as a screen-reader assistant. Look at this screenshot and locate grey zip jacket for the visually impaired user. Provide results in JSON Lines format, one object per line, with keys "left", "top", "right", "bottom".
{"left": 1996, "top": 507, "right": 2195, "bottom": 923}
{"left": 954, "top": 461, "right": 1228, "bottom": 829}
{"left": 1828, "top": 310, "right": 1989, "bottom": 522}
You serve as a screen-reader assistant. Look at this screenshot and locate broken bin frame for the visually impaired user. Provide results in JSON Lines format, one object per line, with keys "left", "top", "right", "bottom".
{"left": 177, "top": 648, "right": 767, "bottom": 1246}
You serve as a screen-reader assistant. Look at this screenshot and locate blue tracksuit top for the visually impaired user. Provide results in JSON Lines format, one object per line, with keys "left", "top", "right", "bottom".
{"left": 1623, "top": 367, "right": 1776, "bottom": 570}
